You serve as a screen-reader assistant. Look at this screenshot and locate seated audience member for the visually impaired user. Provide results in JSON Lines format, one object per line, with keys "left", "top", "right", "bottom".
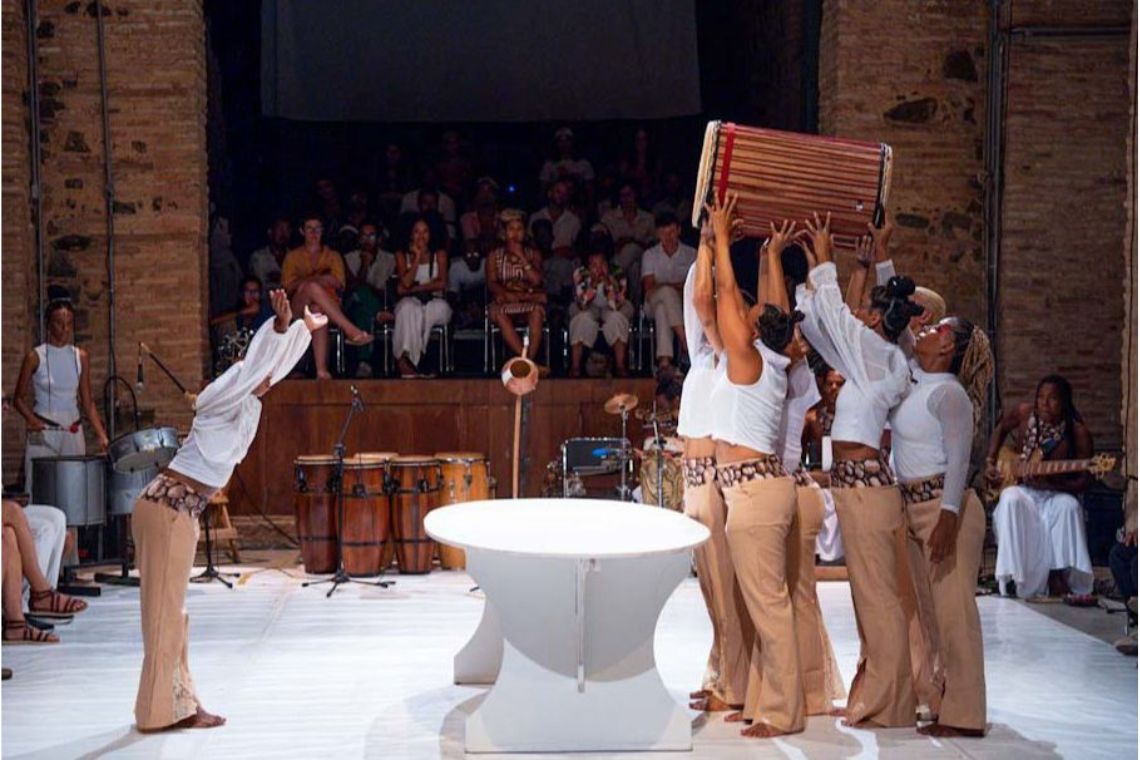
{"left": 393, "top": 212, "right": 452, "bottom": 377}
{"left": 617, "top": 126, "right": 660, "bottom": 203}
{"left": 247, "top": 216, "right": 293, "bottom": 291}
{"left": 210, "top": 275, "right": 274, "bottom": 374}
{"left": 803, "top": 353, "right": 846, "bottom": 562}
{"left": 641, "top": 212, "right": 696, "bottom": 370}
{"left": 460, "top": 178, "right": 503, "bottom": 244}
{"left": 435, "top": 129, "right": 475, "bottom": 201}
{"left": 400, "top": 168, "right": 458, "bottom": 243}
{"left": 534, "top": 219, "right": 575, "bottom": 307}
{"left": 529, "top": 180, "right": 581, "bottom": 254}
{"left": 487, "top": 209, "right": 546, "bottom": 365}
{"left": 986, "top": 375, "right": 1095, "bottom": 600}
{"left": 601, "top": 181, "right": 656, "bottom": 301}
{"left": 539, "top": 126, "right": 595, "bottom": 193}
{"left": 2, "top": 500, "right": 86, "bottom": 643}
{"left": 651, "top": 169, "right": 693, "bottom": 231}
{"left": 344, "top": 222, "right": 396, "bottom": 377}
{"left": 4, "top": 495, "right": 67, "bottom": 597}
{"left": 568, "top": 243, "right": 632, "bottom": 378}
{"left": 378, "top": 142, "right": 414, "bottom": 228}
{"left": 313, "top": 177, "right": 343, "bottom": 242}
{"left": 448, "top": 243, "right": 488, "bottom": 331}
{"left": 283, "top": 214, "right": 374, "bottom": 379}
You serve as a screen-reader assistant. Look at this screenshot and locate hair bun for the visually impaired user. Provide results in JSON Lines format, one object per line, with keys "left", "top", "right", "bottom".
{"left": 790, "top": 309, "right": 806, "bottom": 325}
{"left": 885, "top": 276, "right": 915, "bottom": 299}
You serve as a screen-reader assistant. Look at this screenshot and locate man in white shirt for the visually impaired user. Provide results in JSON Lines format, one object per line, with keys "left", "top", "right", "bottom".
{"left": 641, "top": 212, "right": 695, "bottom": 369}
{"left": 247, "top": 216, "right": 292, "bottom": 292}
{"left": 529, "top": 180, "right": 581, "bottom": 253}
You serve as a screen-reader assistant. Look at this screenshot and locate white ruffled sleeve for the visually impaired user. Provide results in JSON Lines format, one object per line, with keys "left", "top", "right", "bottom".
{"left": 930, "top": 382, "right": 974, "bottom": 514}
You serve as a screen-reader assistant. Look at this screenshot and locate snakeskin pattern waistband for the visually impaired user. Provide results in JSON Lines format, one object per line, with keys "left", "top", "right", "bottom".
{"left": 142, "top": 473, "right": 209, "bottom": 518}
{"left": 716, "top": 455, "right": 787, "bottom": 489}
{"left": 829, "top": 457, "right": 896, "bottom": 489}
{"left": 682, "top": 456, "right": 717, "bottom": 488}
{"left": 899, "top": 473, "right": 945, "bottom": 505}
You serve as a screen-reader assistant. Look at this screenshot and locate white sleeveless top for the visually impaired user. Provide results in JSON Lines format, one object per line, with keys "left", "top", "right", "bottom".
{"left": 33, "top": 344, "right": 81, "bottom": 425}
{"left": 677, "top": 264, "right": 720, "bottom": 438}
{"left": 710, "top": 341, "right": 790, "bottom": 454}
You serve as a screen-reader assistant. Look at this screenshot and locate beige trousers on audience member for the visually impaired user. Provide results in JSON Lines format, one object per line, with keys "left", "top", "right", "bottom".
{"left": 791, "top": 486, "right": 847, "bottom": 714}
{"left": 133, "top": 497, "right": 201, "bottom": 730}
{"left": 833, "top": 485, "right": 917, "bottom": 727}
{"left": 724, "top": 476, "right": 805, "bottom": 733}
{"left": 646, "top": 286, "right": 684, "bottom": 360}
{"left": 683, "top": 477, "right": 751, "bottom": 705}
{"left": 905, "top": 490, "right": 987, "bottom": 732}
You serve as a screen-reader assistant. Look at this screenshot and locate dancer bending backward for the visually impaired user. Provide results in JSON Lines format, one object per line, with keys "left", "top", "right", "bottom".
{"left": 891, "top": 317, "right": 993, "bottom": 737}
{"left": 682, "top": 217, "right": 751, "bottom": 713}
{"left": 708, "top": 193, "right": 806, "bottom": 738}
{"left": 796, "top": 212, "right": 924, "bottom": 727}
{"left": 133, "top": 290, "right": 321, "bottom": 732}
{"left": 762, "top": 233, "right": 847, "bottom": 717}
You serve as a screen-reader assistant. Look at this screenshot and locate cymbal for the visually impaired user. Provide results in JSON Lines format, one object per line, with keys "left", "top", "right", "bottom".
{"left": 604, "top": 393, "right": 639, "bottom": 415}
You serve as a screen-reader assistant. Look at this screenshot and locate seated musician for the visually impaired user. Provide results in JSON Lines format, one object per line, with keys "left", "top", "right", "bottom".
{"left": 986, "top": 374, "right": 1095, "bottom": 600}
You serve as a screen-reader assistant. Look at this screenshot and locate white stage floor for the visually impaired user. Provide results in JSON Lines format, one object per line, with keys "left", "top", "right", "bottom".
{"left": 1, "top": 564, "right": 1135, "bottom": 759}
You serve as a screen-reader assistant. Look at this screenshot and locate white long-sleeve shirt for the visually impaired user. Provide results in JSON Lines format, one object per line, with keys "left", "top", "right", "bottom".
{"left": 778, "top": 359, "right": 821, "bottom": 473}
{"left": 796, "top": 262, "right": 910, "bottom": 449}
{"left": 889, "top": 369, "right": 974, "bottom": 513}
{"left": 168, "top": 318, "right": 311, "bottom": 490}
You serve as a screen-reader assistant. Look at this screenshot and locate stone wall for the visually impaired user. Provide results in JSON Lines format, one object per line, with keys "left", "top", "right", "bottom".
{"left": 1, "top": 0, "right": 209, "bottom": 484}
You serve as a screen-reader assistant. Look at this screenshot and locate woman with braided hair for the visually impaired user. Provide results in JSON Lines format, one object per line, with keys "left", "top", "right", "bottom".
{"left": 795, "top": 212, "right": 924, "bottom": 728}
{"left": 889, "top": 317, "right": 994, "bottom": 737}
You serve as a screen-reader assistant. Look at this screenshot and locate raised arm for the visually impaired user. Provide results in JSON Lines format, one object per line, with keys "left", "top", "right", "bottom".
{"left": 710, "top": 193, "right": 760, "bottom": 383}
{"left": 693, "top": 225, "right": 724, "bottom": 355}
{"left": 845, "top": 234, "right": 874, "bottom": 310}
{"left": 764, "top": 220, "right": 799, "bottom": 314}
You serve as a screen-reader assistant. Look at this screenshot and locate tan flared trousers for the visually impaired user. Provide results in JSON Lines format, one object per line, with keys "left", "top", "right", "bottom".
{"left": 904, "top": 490, "right": 987, "bottom": 732}
{"left": 833, "top": 485, "right": 917, "bottom": 727}
{"left": 683, "top": 477, "right": 751, "bottom": 705}
{"left": 723, "top": 476, "right": 804, "bottom": 733}
{"left": 133, "top": 497, "right": 201, "bottom": 730}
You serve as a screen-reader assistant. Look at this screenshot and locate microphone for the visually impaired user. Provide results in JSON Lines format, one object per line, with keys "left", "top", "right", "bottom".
{"left": 136, "top": 342, "right": 146, "bottom": 391}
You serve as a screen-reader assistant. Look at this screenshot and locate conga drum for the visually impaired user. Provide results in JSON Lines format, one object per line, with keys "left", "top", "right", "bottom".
{"left": 692, "top": 121, "right": 894, "bottom": 249}
{"left": 294, "top": 455, "right": 338, "bottom": 574}
{"left": 389, "top": 456, "right": 443, "bottom": 574}
{"left": 434, "top": 452, "right": 491, "bottom": 570}
{"left": 341, "top": 453, "right": 395, "bottom": 577}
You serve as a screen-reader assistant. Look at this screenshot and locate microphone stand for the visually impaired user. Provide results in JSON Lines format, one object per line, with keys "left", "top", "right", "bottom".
{"left": 651, "top": 405, "right": 665, "bottom": 509}
{"left": 616, "top": 407, "right": 633, "bottom": 502}
{"left": 303, "top": 389, "right": 395, "bottom": 597}
{"left": 190, "top": 501, "right": 240, "bottom": 588}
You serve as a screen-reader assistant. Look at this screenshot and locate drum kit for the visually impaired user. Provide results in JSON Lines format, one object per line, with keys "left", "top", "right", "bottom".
{"left": 293, "top": 451, "right": 493, "bottom": 578}
{"left": 29, "top": 426, "right": 180, "bottom": 584}
{"left": 556, "top": 392, "right": 682, "bottom": 507}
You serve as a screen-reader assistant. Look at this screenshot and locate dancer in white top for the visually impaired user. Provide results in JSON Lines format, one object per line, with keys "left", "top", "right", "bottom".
{"left": 796, "top": 212, "right": 923, "bottom": 728}
{"left": 132, "top": 290, "right": 320, "bottom": 732}
{"left": 709, "top": 193, "right": 806, "bottom": 737}
{"left": 892, "top": 317, "right": 994, "bottom": 737}
{"left": 681, "top": 219, "right": 750, "bottom": 714}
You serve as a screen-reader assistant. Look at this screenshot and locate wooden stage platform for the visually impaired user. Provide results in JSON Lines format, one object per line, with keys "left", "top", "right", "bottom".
{"left": 229, "top": 378, "right": 658, "bottom": 516}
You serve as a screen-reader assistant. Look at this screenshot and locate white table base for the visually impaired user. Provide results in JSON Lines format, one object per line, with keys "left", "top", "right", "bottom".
{"left": 459, "top": 548, "right": 693, "bottom": 753}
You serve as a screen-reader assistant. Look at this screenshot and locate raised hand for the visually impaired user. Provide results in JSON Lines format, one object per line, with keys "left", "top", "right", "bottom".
{"left": 704, "top": 191, "right": 739, "bottom": 246}
{"left": 766, "top": 219, "right": 801, "bottom": 257}
{"left": 802, "top": 212, "right": 833, "bottom": 265}
{"left": 302, "top": 305, "right": 329, "bottom": 333}
{"left": 269, "top": 288, "right": 292, "bottom": 331}
{"left": 867, "top": 211, "right": 894, "bottom": 262}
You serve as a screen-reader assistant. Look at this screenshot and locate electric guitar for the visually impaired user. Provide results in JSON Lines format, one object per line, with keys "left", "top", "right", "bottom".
{"left": 986, "top": 447, "right": 1118, "bottom": 500}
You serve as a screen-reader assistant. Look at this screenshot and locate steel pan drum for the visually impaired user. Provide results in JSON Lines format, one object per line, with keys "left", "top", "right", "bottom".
{"left": 31, "top": 455, "right": 107, "bottom": 527}
{"left": 109, "top": 427, "right": 179, "bottom": 473}
{"left": 108, "top": 464, "right": 159, "bottom": 516}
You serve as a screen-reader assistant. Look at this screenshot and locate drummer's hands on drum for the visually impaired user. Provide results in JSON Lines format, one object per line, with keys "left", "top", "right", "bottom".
{"left": 705, "top": 191, "right": 738, "bottom": 246}
{"left": 269, "top": 288, "right": 292, "bottom": 332}
{"left": 854, "top": 234, "right": 874, "bottom": 269}
{"left": 302, "top": 306, "right": 329, "bottom": 333}
{"left": 803, "top": 212, "right": 833, "bottom": 265}
{"left": 868, "top": 212, "right": 894, "bottom": 262}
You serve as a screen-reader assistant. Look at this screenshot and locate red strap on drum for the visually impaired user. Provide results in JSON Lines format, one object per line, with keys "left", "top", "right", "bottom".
{"left": 716, "top": 122, "right": 737, "bottom": 204}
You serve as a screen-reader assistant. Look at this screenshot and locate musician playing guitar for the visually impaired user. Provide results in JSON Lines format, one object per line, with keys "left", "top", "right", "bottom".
{"left": 985, "top": 375, "right": 1096, "bottom": 600}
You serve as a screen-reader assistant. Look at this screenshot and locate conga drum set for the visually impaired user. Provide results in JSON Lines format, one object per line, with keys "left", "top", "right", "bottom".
{"left": 293, "top": 451, "right": 492, "bottom": 578}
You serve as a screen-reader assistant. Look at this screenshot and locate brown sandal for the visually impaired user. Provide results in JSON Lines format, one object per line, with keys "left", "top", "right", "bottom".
{"left": 28, "top": 588, "right": 87, "bottom": 619}
{"left": 2, "top": 620, "right": 59, "bottom": 645}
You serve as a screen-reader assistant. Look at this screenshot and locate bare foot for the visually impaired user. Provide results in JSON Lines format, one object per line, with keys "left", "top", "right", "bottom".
{"left": 724, "top": 710, "right": 745, "bottom": 723}
{"left": 742, "top": 722, "right": 795, "bottom": 738}
{"left": 918, "top": 723, "right": 984, "bottom": 738}
{"left": 827, "top": 707, "right": 847, "bottom": 717}
{"left": 689, "top": 693, "right": 736, "bottom": 712}
{"left": 139, "top": 708, "right": 226, "bottom": 733}
{"left": 689, "top": 689, "right": 709, "bottom": 700}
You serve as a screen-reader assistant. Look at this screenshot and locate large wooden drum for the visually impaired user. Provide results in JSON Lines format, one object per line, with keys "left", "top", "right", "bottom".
{"left": 341, "top": 452, "right": 395, "bottom": 577}
{"left": 389, "top": 455, "right": 443, "bottom": 574}
{"left": 692, "top": 121, "right": 893, "bottom": 249}
{"left": 293, "top": 455, "right": 338, "bottom": 574}
{"left": 434, "top": 452, "right": 491, "bottom": 570}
